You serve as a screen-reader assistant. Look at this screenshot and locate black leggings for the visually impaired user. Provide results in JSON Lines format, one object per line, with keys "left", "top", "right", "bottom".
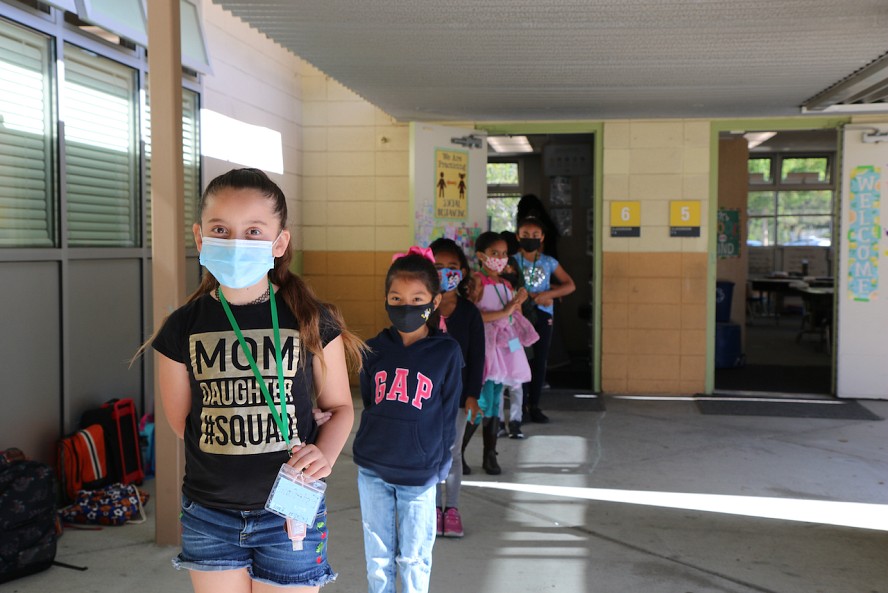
{"left": 523, "top": 310, "right": 554, "bottom": 410}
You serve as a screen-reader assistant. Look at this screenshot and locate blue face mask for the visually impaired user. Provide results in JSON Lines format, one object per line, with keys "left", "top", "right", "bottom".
{"left": 199, "top": 233, "right": 281, "bottom": 289}
{"left": 438, "top": 268, "right": 464, "bottom": 292}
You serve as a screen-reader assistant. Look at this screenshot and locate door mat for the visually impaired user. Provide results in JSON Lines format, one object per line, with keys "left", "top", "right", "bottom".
{"left": 541, "top": 389, "right": 606, "bottom": 412}
{"left": 696, "top": 398, "right": 881, "bottom": 420}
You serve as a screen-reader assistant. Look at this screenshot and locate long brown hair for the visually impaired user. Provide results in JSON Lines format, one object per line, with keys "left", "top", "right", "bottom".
{"left": 135, "top": 168, "right": 365, "bottom": 380}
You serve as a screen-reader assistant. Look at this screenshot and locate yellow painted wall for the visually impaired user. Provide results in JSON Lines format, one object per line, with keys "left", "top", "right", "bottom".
{"left": 599, "top": 120, "right": 710, "bottom": 394}
{"left": 299, "top": 65, "right": 411, "bottom": 340}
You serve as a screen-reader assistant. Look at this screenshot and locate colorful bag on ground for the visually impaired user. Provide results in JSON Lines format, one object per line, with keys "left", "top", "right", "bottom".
{"left": 56, "top": 424, "right": 111, "bottom": 502}
{"left": 58, "top": 483, "right": 148, "bottom": 526}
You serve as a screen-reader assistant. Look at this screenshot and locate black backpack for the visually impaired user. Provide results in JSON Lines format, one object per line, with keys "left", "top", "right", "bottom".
{"left": 0, "top": 449, "right": 59, "bottom": 584}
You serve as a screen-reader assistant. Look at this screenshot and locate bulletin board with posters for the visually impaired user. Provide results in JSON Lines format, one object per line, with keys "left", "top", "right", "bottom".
{"left": 411, "top": 123, "right": 487, "bottom": 256}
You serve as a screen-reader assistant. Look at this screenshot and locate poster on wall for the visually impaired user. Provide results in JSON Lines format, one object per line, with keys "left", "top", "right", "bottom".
{"left": 847, "top": 165, "right": 880, "bottom": 302}
{"left": 434, "top": 148, "right": 468, "bottom": 219}
{"left": 717, "top": 208, "right": 741, "bottom": 259}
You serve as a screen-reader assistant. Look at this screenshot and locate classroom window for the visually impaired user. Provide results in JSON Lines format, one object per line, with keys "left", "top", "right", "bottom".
{"left": 747, "top": 155, "right": 834, "bottom": 247}
{"left": 487, "top": 161, "right": 520, "bottom": 232}
{"left": 63, "top": 43, "right": 139, "bottom": 247}
{"left": 144, "top": 86, "right": 201, "bottom": 248}
{"left": 0, "top": 19, "right": 55, "bottom": 247}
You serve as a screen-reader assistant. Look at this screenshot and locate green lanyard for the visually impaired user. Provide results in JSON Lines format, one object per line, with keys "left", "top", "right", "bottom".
{"left": 218, "top": 281, "right": 294, "bottom": 448}
{"left": 483, "top": 271, "right": 513, "bottom": 324}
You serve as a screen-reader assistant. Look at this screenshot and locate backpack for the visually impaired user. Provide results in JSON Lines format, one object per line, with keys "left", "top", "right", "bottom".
{"left": 57, "top": 424, "right": 111, "bottom": 503}
{"left": 0, "top": 449, "right": 59, "bottom": 584}
{"left": 80, "top": 398, "right": 144, "bottom": 486}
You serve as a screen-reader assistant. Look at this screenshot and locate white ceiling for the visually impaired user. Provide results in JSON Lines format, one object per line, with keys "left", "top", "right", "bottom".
{"left": 213, "top": 0, "right": 888, "bottom": 122}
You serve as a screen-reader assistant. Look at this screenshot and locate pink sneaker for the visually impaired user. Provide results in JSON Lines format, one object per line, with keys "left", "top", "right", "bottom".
{"left": 436, "top": 507, "right": 444, "bottom": 536}
{"left": 443, "top": 508, "right": 464, "bottom": 538}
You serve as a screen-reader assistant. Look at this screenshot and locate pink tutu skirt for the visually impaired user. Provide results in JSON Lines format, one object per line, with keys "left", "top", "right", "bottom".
{"left": 483, "top": 312, "right": 539, "bottom": 384}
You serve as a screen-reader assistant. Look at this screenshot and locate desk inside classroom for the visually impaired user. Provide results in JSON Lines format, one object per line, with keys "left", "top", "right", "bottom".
{"left": 748, "top": 276, "right": 833, "bottom": 324}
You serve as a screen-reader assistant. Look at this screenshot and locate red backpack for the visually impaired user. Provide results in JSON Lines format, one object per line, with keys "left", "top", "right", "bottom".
{"left": 56, "top": 424, "right": 110, "bottom": 502}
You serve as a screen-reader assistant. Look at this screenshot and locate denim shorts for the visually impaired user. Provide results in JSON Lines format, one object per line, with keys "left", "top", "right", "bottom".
{"left": 173, "top": 494, "right": 336, "bottom": 588}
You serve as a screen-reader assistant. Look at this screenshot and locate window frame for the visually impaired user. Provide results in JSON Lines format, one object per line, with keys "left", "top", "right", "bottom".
{"left": 746, "top": 152, "right": 836, "bottom": 248}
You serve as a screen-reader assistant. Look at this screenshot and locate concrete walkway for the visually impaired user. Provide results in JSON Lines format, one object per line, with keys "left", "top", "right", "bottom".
{"left": 8, "top": 395, "right": 888, "bottom": 593}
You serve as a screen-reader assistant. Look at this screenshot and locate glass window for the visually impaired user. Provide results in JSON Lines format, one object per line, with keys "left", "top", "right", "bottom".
{"left": 180, "top": 0, "right": 211, "bottom": 74}
{"left": 777, "top": 215, "right": 832, "bottom": 246}
{"left": 748, "top": 157, "right": 773, "bottom": 185}
{"left": 747, "top": 217, "right": 776, "bottom": 247}
{"left": 487, "top": 194, "right": 520, "bottom": 233}
{"left": 0, "top": 19, "right": 54, "bottom": 247}
{"left": 76, "top": 0, "right": 147, "bottom": 46}
{"left": 487, "top": 162, "right": 519, "bottom": 186}
{"left": 144, "top": 86, "right": 201, "bottom": 249}
{"left": 781, "top": 157, "right": 830, "bottom": 185}
{"left": 747, "top": 191, "right": 776, "bottom": 216}
{"left": 63, "top": 43, "right": 138, "bottom": 247}
{"left": 777, "top": 190, "right": 832, "bottom": 216}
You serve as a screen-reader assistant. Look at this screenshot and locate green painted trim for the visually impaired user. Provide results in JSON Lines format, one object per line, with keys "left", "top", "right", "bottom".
{"left": 710, "top": 116, "right": 851, "bottom": 133}
{"left": 290, "top": 250, "right": 304, "bottom": 276}
{"left": 409, "top": 122, "right": 417, "bottom": 243}
{"left": 706, "top": 127, "right": 720, "bottom": 394}
{"left": 706, "top": 115, "right": 850, "bottom": 394}
{"left": 474, "top": 120, "right": 605, "bottom": 393}
{"left": 477, "top": 122, "right": 603, "bottom": 135}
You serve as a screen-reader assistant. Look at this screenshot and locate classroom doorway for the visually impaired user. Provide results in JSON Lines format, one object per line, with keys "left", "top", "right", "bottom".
{"left": 714, "top": 129, "right": 837, "bottom": 395}
{"left": 486, "top": 133, "right": 596, "bottom": 390}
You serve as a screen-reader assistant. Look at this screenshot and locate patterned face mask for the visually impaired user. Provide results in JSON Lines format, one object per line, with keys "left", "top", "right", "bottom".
{"left": 439, "top": 268, "right": 464, "bottom": 292}
{"left": 482, "top": 255, "right": 508, "bottom": 274}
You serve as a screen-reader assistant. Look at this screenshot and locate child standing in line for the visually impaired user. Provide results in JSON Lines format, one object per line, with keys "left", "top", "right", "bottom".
{"left": 353, "top": 248, "right": 463, "bottom": 593}
{"left": 429, "top": 238, "right": 484, "bottom": 538}
{"left": 515, "top": 217, "right": 576, "bottom": 423}
{"left": 465, "top": 231, "right": 538, "bottom": 475}
{"left": 498, "top": 231, "right": 528, "bottom": 439}
{"left": 150, "top": 168, "right": 364, "bottom": 592}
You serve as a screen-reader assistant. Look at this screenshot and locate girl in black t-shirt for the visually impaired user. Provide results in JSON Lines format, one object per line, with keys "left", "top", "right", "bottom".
{"left": 151, "top": 168, "right": 364, "bottom": 592}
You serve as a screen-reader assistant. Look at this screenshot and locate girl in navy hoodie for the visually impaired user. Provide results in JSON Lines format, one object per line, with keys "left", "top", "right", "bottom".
{"left": 353, "top": 247, "right": 463, "bottom": 593}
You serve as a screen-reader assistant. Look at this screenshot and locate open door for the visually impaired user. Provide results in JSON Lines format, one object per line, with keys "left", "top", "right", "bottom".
{"left": 836, "top": 125, "right": 888, "bottom": 399}
{"left": 410, "top": 123, "right": 487, "bottom": 252}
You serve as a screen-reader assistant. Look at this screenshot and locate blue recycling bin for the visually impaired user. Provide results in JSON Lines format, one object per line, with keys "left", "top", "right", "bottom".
{"left": 715, "top": 322, "right": 743, "bottom": 369}
{"left": 715, "top": 280, "right": 735, "bottom": 323}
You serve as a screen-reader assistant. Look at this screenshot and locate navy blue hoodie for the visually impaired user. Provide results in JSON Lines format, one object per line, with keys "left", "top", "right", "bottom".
{"left": 353, "top": 327, "right": 463, "bottom": 487}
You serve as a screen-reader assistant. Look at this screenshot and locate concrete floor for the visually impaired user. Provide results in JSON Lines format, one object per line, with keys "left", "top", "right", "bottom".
{"left": 7, "top": 395, "right": 888, "bottom": 593}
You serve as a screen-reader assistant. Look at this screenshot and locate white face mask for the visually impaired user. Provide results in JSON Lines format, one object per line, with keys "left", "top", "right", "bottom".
{"left": 199, "top": 232, "right": 282, "bottom": 289}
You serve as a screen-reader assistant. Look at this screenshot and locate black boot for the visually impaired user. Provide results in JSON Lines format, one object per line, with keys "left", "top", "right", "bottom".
{"left": 481, "top": 418, "right": 502, "bottom": 475}
{"left": 461, "top": 421, "right": 479, "bottom": 475}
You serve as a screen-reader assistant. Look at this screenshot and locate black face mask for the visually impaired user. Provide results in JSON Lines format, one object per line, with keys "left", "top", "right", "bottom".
{"left": 385, "top": 302, "right": 433, "bottom": 333}
{"left": 519, "top": 238, "right": 541, "bottom": 252}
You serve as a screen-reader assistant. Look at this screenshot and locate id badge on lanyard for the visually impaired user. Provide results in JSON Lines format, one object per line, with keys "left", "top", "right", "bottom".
{"left": 219, "top": 282, "right": 325, "bottom": 548}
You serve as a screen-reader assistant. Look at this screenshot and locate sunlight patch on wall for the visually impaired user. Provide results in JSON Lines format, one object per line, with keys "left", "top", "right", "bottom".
{"left": 200, "top": 109, "right": 283, "bottom": 174}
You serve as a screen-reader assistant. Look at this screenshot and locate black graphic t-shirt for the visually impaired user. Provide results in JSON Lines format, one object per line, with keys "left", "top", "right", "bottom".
{"left": 152, "top": 293, "right": 340, "bottom": 510}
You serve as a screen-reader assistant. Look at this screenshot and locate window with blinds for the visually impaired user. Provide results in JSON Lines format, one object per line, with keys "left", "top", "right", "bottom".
{"left": 0, "top": 19, "right": 54, "bottom": 247}
{"left": 63, "top": 43, "right": 138, "bottom": 247}
{"left": 143, "top": 87, "right": 200, "bottom": 249}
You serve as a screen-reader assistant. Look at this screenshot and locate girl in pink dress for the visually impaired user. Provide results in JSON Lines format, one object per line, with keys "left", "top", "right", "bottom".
{"left": 464, "top": 231, "right": 538, "bottom": 474}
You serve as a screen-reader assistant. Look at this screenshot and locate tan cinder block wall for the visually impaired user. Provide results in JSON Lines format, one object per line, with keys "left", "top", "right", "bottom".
{"left": 300, "top": 65, "right": 411, "bottom": 339}
{"left": 601, "top": 120, "right": 710, "bottom": 394}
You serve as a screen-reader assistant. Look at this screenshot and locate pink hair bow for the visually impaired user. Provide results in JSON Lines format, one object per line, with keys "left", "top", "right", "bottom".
{"left": 392, "top": 245, "right": 436, "bottom": 264}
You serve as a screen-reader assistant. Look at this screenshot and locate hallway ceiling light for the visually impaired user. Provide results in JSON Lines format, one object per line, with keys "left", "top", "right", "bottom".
{"left": 488, "top": 136, "right": 533, "bottom": 153}
{"left": 744, "top": 132, "right": 777, "bottom": 149}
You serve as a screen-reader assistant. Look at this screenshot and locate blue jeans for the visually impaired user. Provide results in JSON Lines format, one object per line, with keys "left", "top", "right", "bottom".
{"left": 357, "top": 467, "right": 436, "bottom": 593}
